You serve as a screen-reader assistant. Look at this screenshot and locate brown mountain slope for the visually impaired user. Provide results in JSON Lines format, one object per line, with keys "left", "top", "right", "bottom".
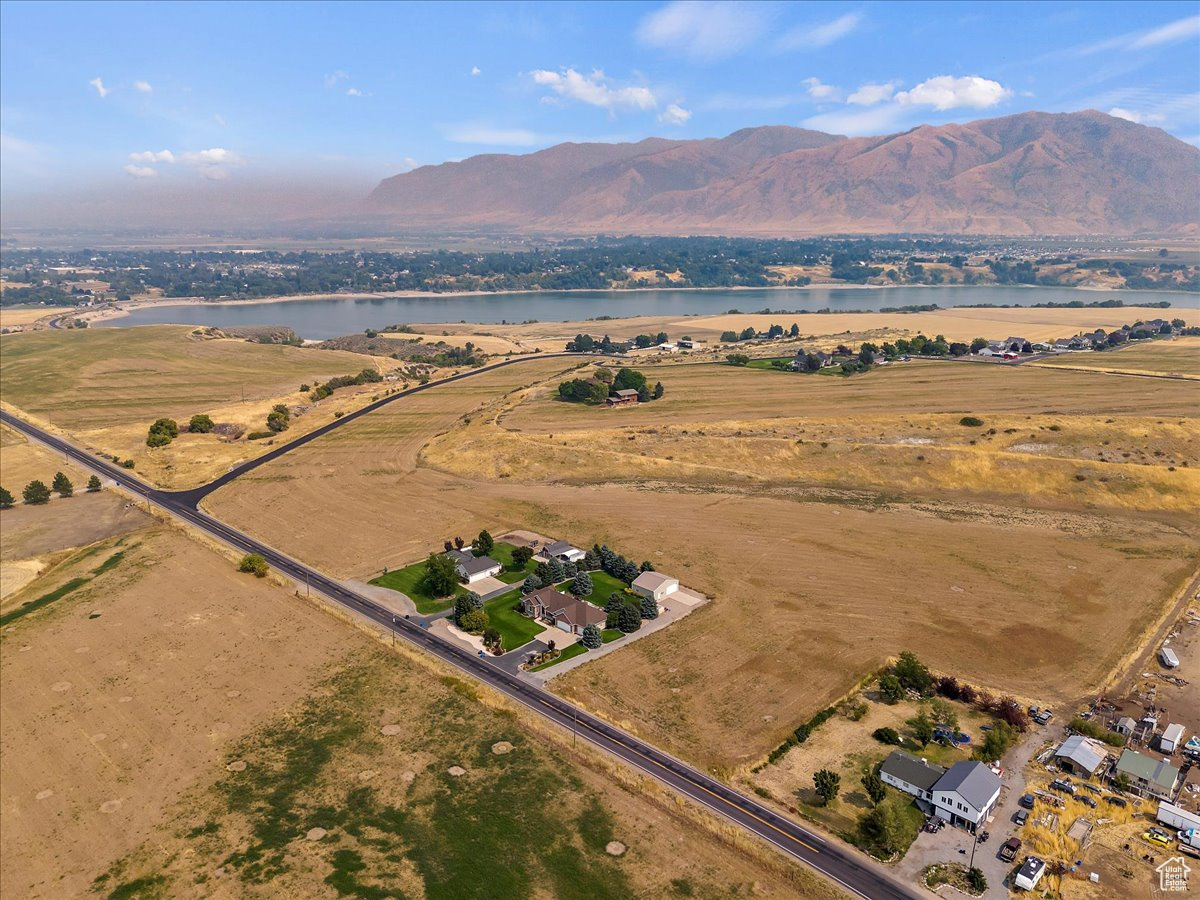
{"left": 366, "top": 111, "right": 1200, "bottom": 235}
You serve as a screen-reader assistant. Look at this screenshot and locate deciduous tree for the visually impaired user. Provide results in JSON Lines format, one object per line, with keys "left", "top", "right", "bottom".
{"left": 861, "top": 772, "right": 887, "bottom": 807}
{"left": 424, "top": 552, "right": 460, "bottom": 597}
{"left": 813, "top": 769, "right": 841, "bottom": 805}
{"left": 189, "top": 414, "right": 215, "bottom": 433}
{"left": 239, "top": 553, "right": 269, "bottom": 577}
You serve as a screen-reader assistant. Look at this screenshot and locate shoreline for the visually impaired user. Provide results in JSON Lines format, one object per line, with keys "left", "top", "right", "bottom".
{"left": 47, "top": 281, "right": 1198, "bottom": 330}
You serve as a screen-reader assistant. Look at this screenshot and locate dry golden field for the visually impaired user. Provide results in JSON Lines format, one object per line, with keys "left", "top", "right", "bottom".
{"left": 206, "top": 353, "right": 1199, "bottom": 773}
{"left": 0, "top": 307, "right": 72, "bottom": 329}
{"left": 0, "top": 326, "right": 430, "bottom": 488}
{"left": 0, "top": 523, "right": 833, "bottom": 900}
{"left": 1036, "top": 335, "right": 1200, "bottom": 377}
{"left": 418, "top": 304, "right": 1199, "bottom": 347}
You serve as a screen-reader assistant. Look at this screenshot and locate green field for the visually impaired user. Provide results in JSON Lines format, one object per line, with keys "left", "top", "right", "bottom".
{"left": 483, "top": 589, "right": 546, "bottom": 651}
{"left": 490, "top": 541, "right": 540, "bottom": 584}
{"left": 369, "top": 558, "right": 461, "bottom": 614}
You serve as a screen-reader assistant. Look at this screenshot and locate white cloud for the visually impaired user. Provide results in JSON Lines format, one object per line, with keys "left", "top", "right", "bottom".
{"left": 401, "top": 156, "right": 420, "bottom": 170}
{"left": 847, "top": 81, "right": 899, "bottom": 106}
{"left": 323, "top": 70, "right": 349, "bottom": 88}
{"left": 1109, "top": 107, "right": 1143, "bottom": 123}
{"left": 636, "top": 1, "right": 769, "bottom": 61}
{"left": 129, "top": 149, "right": 175, "bottom": 163}
{"left": 181, "top": 148, "right": 241, "bottom": 165}
{"left": 658, "top": 103, "right": 692, "bottom": 125}
{"left": 802, "top": 104, "right": 907, "bottom": 136}
{"left": 895, "top": 75, "right": 1011, "bottom": 110}
{"left": 443, "top": 124, "right": 543, "bottom": 146}
{"left": 531, "top": 68, "right": 656, "bottom": 111}
{"left": 1129, "top": 14, "right": 1200, "bottom": 49}
{"left": 470, "top": 66, "right": 481, "bottom": 76}
{"left": 123, "top": 164, "right": 158, "bottom": 178}
{"left": 777, "top": 12, "right": 863, "bottom": 50}
{"left": 89, "top": 77, "right": 110, "bottom": 98}
{"left": 803, "top": 77, "right": 840, "bottom": 100}
{"left": 134, "top": 80, "right": 153, "bottom": 93}
{"left": 346, "top": 87, "right": 366, "bottom": 97}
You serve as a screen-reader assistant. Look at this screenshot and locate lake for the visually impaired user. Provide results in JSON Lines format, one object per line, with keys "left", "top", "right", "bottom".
{"left": 100, "top": 286, "right": 1191, "bottom": 340}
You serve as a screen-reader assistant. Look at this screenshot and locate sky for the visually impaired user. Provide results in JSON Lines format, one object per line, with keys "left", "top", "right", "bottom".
{"left": 1, "top": 0, "right": 1198, "bottom": 224}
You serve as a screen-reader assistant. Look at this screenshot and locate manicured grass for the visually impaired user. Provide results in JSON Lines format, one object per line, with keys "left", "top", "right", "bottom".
{"left": 745, "top": 356, "right": 794, "bottom": 370}
{"left": 369, "top": 560, "right": 460, "bottom": 614}
{"left": 483, "top": 589, "right": 546, "bottom": 651}
{"left": 601, "top": 629, "right": 624, "bottom": 644}
{"left": 560, "top": 570, "right": 631, "bottom": 608}
{"left": 532, "top": 641, "right": 590, "bottom": 671}
{"left": 490, "top": 541, "right": 539, "bottom": 584}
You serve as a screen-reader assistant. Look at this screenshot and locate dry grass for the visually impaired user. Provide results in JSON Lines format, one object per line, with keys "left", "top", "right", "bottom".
{"left": 0, "top": 307, "right": 72, "bottom": 328}
{"left": 415, "top": 304, "right": 1200, "bottom": 347}
{"left": 1036, "top": 337, "right": 1200, "bottom": 377}
{"left": 388, "top": 330, "right": 529, "bottom": 354}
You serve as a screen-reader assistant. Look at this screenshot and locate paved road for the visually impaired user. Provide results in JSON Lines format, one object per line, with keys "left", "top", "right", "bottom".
{"left": 1, "top": 408, "right": 919, "bottom": 900}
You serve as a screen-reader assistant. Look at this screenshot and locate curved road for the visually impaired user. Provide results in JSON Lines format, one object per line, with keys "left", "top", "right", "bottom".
{"left": 0, "top": 375, "right": 919, "bottom": 900}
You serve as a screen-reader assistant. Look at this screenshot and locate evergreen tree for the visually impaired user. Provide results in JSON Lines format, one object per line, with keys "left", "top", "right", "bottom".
{"left": 86, "top": 475, "right": 102, "bottom": 492}
{"left": 52, "top": 471, "right": 74, "bottom": 497}
{"left": 0, "top": 486, "right": 13, "bottom": 508}
{"left": 581, "top": 624, "right": 603, "bottom": 649}
{"left": 23, "top": 480, "right": 51, "bottom": 505}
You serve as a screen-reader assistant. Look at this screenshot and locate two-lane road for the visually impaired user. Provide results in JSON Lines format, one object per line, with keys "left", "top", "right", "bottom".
{"left": 0, "top": 398, "right": 919, "bottom": 900}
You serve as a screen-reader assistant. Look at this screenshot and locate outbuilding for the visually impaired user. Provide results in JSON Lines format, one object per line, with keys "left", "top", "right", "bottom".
{"left": 1162, "top": 723, "right": 1186, "bottom": 754}
{"left": 631, "top": 571, "right": 679, "bottom": 603}
{"left": 1115, "top": 716, "right": 1137, "bottom": 736}
{"left": 1161, "top": 647, "right": 1180, "bottom": 668}
{"left": 1055, "top": 735, "right": 1109, "bottom": 778}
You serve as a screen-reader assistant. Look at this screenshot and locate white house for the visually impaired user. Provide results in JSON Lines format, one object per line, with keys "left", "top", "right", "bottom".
{"left": 931, "top": 761, "right": 1002, "bottom": 832}
{"left": 879, "top": 751, "right": 946, "bottom": 802}
{"left": 631, "top": 571, "right": 679, "bottom": 603}
{"left": 1162, "top": 723, "right": 1186, "bottom": 754}
{"left": 446, "top": 549, "right": 501, "bottom": 584}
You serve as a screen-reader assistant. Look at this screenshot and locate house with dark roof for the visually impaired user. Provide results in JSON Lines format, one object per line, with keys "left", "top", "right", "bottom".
{"left": 542, "top": 539, "right": 586, "bottom": 564}
{"left": 931, "top": 761, "right": 1002, "bottom": 832}
{"left": 446, "top": 549, "right": 502, "bottom": 584}
{"left": 879, "top": 751, "right": 946, "bottom": 802}
{"left": 606, "top": 389, "right": 639, "bottom": 407}
{"left": 519, "top": 586, "right": 606, "bottom": 635}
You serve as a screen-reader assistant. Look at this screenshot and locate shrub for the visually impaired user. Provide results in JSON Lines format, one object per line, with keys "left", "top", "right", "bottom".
{"left": 959, "top": 416, "right": 984, "bottom": 427}
{"left": 246, "top": 431, "right": 275, "bottom": 440}
{"left": 458, "top": 608, "right": 489, "bottom": 633}
{"left": 1068, "top": 716, "right": 1125, "bottom": 747}
{"left": 188, "top": 414, "right": 215, "bottom": 433}
{"left": 726, "top": 353, "right": 751, "bottom": 366}
{"left": 239, "top": 553, "right": 269, "bottom": 577}
{"left": 872, "top": 727, "right": 901, "bottom": 745}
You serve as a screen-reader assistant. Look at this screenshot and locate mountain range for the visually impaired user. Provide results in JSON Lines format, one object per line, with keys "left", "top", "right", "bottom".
{"left": 367, "top": 111, "right": 1200, "bottom": 236}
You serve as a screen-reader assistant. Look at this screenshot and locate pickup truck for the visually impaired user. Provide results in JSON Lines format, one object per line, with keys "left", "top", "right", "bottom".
{"left": 1000, "top": 837, "right": 1022, "bottom": 862}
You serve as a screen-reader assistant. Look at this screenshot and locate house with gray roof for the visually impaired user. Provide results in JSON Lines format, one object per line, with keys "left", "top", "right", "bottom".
{"left": 446, "top": 548, "right": 502, "bottom": 584}
{"left": 1055, "top": 735, "right": 1109, "bottom": 778}
{"left": 931, "top": 761, "right": 1002, "bottom": 832}
{"left": 542, "top": 539, "right": 586, "bottom": 563}
{"left": 879, "top": 751, "right": 946, "bottom": 802}
{"left": 1115, "top": 749, "right": 1181, "bottom": 801}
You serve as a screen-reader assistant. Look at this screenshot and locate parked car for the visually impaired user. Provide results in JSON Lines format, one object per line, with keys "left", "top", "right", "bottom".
{"left": 1020, "top": 793, "right": 1036, "bottom": 809}
{"left": 1050, "top": 779, "right": 1076, "bottom": 795}
{"left": 1106, "top": 796, "right": 1128, "bottom": 808}
{"left": 1000, "top": 837, "right": 1022, "bottom": 862}
{"left": 1081, "top": 783, "right": 1102, "bottom": 795}
{"left": 1080, "top": 796, "right": 1097, "bottom": 808}
{"left": 1144, "top": 829, "right": 1172, "bottom": 848}
{"left": 1015, "top": 809, "right": 1029, "bottom": 826}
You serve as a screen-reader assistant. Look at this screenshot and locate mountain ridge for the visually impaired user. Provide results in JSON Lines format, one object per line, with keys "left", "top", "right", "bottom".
{"left": 367, "top": 110, "right": 1200, "bottom": 236}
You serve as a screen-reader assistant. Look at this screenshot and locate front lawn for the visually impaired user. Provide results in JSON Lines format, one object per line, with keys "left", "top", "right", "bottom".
{"left": 602, "top": 629, "right": 624, "bottom": 643}
{"left": 532, "top": 642, "right": 590, "bottom": 672}
{"left": 558, "top": 570, "right": 632, "bottom": 608}
{"left": 369, "top": 560, "right": 462, "bottom": 614}
{"left": 490, "top": 541, "right": 539, "bottom": 584}
{"left": 483, "top": 589, "right": 546, "bottom": 651}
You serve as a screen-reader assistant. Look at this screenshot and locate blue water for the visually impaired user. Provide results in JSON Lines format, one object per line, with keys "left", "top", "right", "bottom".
{"left": 99, "top": 286, "right": 1193, "bottom": 340}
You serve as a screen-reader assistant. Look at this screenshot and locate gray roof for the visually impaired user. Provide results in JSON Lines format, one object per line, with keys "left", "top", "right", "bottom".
{"left": 934, "top": 761, "right": 1002, "bottom": 811}
{"left": 457, "top": 555, "right": 500, "bottom": 576}
{"left": 544, "top": 539, "right": 575, "bottom": 556}
{"left": 880, "top": 751, "right": 946, "bottom": 792}
{"left": 613, "top": 389, "right": 639, "bottom": 397}
{"left": 1056, "top": 735, "right": 1107, "bottom": 773}
{"left": 446, "top": 548, "right": 472, "bottom": 565}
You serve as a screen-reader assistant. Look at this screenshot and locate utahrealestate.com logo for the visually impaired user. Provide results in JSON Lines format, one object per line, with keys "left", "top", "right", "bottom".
{"left": 1157, "top": 856, "right": 1192, "bottom": 892}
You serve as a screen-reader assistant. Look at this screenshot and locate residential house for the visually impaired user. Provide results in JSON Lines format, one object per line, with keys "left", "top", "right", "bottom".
{"left": 446, "top": 549, "right": 502, "bottom": 584}
{"left": 975, "top": 343, "right": 1005, "bottom": 357}
{"left": 678, "top": 339, "right": 704, "bottom": 349}
{"left": 631, "top": 571, "right": 678, "bottom": 603}
{"left": 879, "top": 751, "right": 946, "bottom": 803}
{"left": 606, "top": 389, "right": 639, "bottom": 407}
{"left": 931, "top": 761, "right": 1002, "bottom": 832}
{"left": 1004, "top": 336, "right": 1030, "bottom": 352}
{"left": 1055, "top": 735, "right": 1109, "bottom": 778}
{"left": 1114, "top": 749, "right": 1181, "bottom": 800}
{"left": 1161, "top": 723, "right": 1186, "bottom": 754}
{"left": 519, "top": 586, "right": 606, "bottom": 635}
{"left": 790, "top": 349, "right": 833, "bottom": 370}
{"left": 543, "top": 539, "right": 586, "bottom": 564}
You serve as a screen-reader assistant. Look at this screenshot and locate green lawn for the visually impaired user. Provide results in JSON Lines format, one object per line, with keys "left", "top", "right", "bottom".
{"left": 601, "top": 629, "right": 624, "bottom": 644}
{"left": 483, "top": 589, "right": 546, "bottom": 651}
{"left": 745, "top": 356, "right": 794, "bottom": 371}
{"left": 490, "top": 541, "right": 539, "bottom": 584}
{"left": 558, "top": 570, "right": 631, "bottom": 607}
{"left": 531, "top": 641, "right": 590, "bottom": 672}
{"left": 369, "top": 560, "right": 461, "bottom": 614}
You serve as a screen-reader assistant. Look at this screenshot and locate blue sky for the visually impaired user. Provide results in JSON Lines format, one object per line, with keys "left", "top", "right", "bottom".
{"left": 2, "top": 0, "right": 1198, "bottom": 201}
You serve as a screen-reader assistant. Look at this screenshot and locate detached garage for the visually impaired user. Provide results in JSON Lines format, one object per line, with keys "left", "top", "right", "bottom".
{"left": 632, "top": 571, "right": 679, "bottom": 603}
